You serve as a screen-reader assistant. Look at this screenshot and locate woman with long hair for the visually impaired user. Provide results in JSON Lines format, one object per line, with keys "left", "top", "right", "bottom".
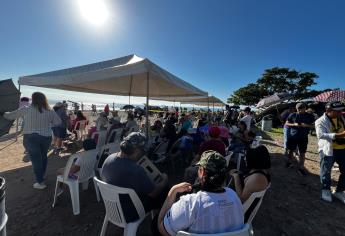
{"left": 4, "top": 92, "right": 61, "bottom": 189}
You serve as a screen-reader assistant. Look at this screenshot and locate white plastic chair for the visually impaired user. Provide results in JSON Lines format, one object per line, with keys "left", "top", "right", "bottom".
{"left": 92, "top": 130, "right": 107, "bottom": 148}
{"left": 94, "top": 177, "right": 151, "bottom": 236}
{"left": 243, "top": 183, "right": 271, "bottom": 225}
{"left": 177, "top": 223, "right": 251, "bottom": 236}
{"left": 106, "top": 128, "right": 123, "bottom": 144}
{"left": 224, "top": 151, "right": 233, "bottom": 166}
{"left": 94, "top": 142, "right": 121, "bottom": 201}
{"left": 52, "top": 149, "right": 99, "bottom": 215}
{"left": 95, "top": 142, "right": 121, "bottom": 172}
{"left": 137, "top": 156, "right": 164, "bottom": 184}
{"left": 73, "top": 120, "right": 87, "bottom": 140}
{"left": 152, "top": 140, "right": 169, "bottom": 164}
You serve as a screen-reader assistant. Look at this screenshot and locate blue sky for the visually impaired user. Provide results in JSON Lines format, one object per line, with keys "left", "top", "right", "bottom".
{"left": 0, "top": 0, "right": 344, "bottom": 105}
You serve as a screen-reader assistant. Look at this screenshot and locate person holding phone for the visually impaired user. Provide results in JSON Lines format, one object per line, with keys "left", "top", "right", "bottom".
{"left": 285, "top": 102, "right": 315, "bottom": 175}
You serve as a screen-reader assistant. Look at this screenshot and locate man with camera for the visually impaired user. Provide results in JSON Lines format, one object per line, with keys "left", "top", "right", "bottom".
{"left": 315, "top": 101, "right": 345, "bottom": 203}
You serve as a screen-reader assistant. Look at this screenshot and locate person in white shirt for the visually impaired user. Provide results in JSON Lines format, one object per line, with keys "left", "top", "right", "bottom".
{"left": 240, "top": 107, "right": 252, "bottom": 131}
{"left": 158, "top": 150, "right": 244, "bottom": 235}
{"left": 315, "top": 101, "right": 345, "bottom": 203}
{"left": 4, "top": 92, "right": 61, "bottom": 189}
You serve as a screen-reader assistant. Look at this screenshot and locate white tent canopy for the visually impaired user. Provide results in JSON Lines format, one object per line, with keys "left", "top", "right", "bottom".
{"left": 18, "top": 54, "right": 207, "bottom": 98}
{"left": 18, "top": 54, "right": 207, "bottom": 136}
{"left": 181, "top": 96, "right": 225, "bottom": 107}
{"left": 152, "top": 95, "right": 225, "bottom": 107}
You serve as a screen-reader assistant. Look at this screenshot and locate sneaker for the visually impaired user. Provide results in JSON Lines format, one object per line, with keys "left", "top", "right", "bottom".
{"left": 334, "top": 191, "right": 345, "bottom": 204}
{"left": 33, "top": 182, "right": 47, "bottom": 190}
{"left": 321, "top": 189, "right": 332, "bottom": 202}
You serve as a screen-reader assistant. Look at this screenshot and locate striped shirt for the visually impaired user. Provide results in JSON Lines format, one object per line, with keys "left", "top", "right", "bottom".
{"left": 4, "top": 106, "right": 61, "bottom": 137}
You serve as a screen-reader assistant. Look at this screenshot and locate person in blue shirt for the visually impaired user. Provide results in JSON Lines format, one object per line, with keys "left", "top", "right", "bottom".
{"left": 285, "top": 103, "right": 315, "bottom": 175}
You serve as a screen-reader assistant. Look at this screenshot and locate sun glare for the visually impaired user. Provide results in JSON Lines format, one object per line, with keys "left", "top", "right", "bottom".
{"left": 78, "top": 0, "right": 109, "bottom": 26}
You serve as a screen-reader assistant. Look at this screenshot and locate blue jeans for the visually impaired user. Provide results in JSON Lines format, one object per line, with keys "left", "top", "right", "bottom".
{"left": 23, "top": 133, "right": 52, "bottom": 183}
{"left": 283, "top": 127, "right": 289, "bottom": 151}
{"left": 320, "top": 149, "right": 345, "bottom": 192}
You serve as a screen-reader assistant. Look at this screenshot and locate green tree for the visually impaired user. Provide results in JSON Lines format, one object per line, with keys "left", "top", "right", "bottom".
{"left": 228, "top": 67, "right": 320, "bottom": 105}
{"left": 227, "top": 83, "right": 269, "bottom": 105}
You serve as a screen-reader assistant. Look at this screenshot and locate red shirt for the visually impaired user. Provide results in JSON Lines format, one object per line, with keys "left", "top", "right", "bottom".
{"left": 198, "top": 139, "right": 226, "bottom": 156}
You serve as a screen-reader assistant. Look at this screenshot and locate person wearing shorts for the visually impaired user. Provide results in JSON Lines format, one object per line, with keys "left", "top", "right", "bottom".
{"left": 285, "top": 103, "right": 315, "bottom": 175}
{"left": 52, "top": 102, "right": 69, "bottom": 155}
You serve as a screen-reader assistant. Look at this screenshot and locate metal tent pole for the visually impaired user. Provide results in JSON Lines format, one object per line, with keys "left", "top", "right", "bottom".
{"left": 145, "top": 72, "right": 149, "bottom": 138}
{"left": 207, "top": 95, "right": 210, "bottom": 121}
{"left": 16, "top": 83, "right": 21, "bottom": 141}
{"left": 129, "top": 75, "right": 133, "bottom": 105}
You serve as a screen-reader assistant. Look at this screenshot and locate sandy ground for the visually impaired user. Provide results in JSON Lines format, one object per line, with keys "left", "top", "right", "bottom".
{"left": 0, "top": 124, "right": 345, "bottom": 236}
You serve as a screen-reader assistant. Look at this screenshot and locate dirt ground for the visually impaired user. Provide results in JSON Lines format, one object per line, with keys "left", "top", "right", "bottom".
{"left": 0, "top": 126, "right": 344, "bottom": 236}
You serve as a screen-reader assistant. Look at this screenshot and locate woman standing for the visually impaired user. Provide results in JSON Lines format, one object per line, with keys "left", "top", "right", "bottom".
{"left": 4, "top": 92, "right": 61, "bottom": 189}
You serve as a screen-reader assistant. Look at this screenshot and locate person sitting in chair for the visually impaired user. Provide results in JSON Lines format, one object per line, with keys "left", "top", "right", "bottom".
{"left": 230, "top": 145, "right": 271, "bottom": 202}
{"left": 158, "top": 150, "right": 244, "bottom": 235}
{"left": 101, "top": 132, "right": 169, "bottom": 222}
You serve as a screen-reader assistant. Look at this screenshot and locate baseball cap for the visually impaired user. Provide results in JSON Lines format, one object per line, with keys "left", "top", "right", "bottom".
{"left": 208, "top": 126, "right": 220, "bottom": 138}
{"left": 196, "top": 150, "right": 227, "bottom": 173}
{"left": 296, "top": 102, "right": 306, "bottom": 109}
{"left": 123, "top": 132, "right": 146, "bottom": 148}
{"left": 326, "top": 101, "right": 345, "bottom": 111}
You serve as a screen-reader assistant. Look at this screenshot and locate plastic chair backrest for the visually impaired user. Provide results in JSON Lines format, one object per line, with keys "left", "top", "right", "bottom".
{"left": 177, "top": 223, "right": 250, "bottom": 236}
{"left": 74, "top": 149, "right": 99, "bottom": 182}
{"left": 137, "top": 156, "right": 163, "bottom": 184}
{"left": 93, "top": 177, "right": 146, "bottom": 227}
{"left": 62, "top": 154, "right": 79, "bottom": 181}
{"left": 95, "top": 142, "right": 120, "bottom": 169}
{"left": 74, "top": 120, "right": 87, "bottom": 131}
{"left": 153, "top": 141, "right": 169, "bottom": 155}
{"left": 92, "top": 130, "right": 108, "bottom": 148}
{"left": 242, "top": 183, "right": 270, "bottom": 224}
{"left": 224, "top": 151, "right": 233, "bottom": 166}
{"left": 107, "top": 128, "right": 123, "bottom": 143}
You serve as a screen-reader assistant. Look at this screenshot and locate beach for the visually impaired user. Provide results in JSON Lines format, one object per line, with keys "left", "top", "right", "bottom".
{"left": 0, "top": 123, "right": 344, "bottom": 236}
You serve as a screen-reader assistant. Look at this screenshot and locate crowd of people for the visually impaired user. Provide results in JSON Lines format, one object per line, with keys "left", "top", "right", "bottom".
{"left": 2, "top": 91, "right": 345, "bottom": 235}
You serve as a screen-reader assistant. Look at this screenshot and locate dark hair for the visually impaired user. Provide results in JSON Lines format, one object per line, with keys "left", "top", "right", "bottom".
{"left": 76, "top": 111, "right": 85, "bottom": 119}
{"left": 246, "top": 145, "right": 271, "bottom": 169}
{"left": 31, "top": 92, "right": 49, "bottom": 113}
{"left": 201, "top": 168, "right": 227, "bottom": 192}
{"left": 238, "top": 121, "right": 247, "bottom": 130}
{"left": 247, "top": 131, "right": 256, "bottom": 138}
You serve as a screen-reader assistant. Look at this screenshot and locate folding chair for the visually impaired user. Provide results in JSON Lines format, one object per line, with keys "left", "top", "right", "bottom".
{"left": 152, "top": 141, "right": 169, "bottom": 164}
{"left": 243, "top": 183, "right": 271, "bottom": 235}
{"left": 94, "top": 142, "right": 121, "bottom": 201}
{"left": 52, "top": 149, "right": 98, "bottom": 215}
{"left": 94, "top": 177, "right": 152, "bottom": 236}
{"left": 106, "top": 128, "right": 123, "bottom": 144}
{"left": 137, "top": 156, "right": 164, "bottom": 184}
{"left": 92, "top": 130, "right": 107, "bottom": 148}
{"left": 177, "top": 223, "right": 251, "bottom": 236}
{"left": 73, "top": 120, "right": 87, "bottom": 141}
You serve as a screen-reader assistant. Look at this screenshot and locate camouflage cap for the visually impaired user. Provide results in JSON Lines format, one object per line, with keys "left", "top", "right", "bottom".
{"left": 124, "top": 132, "right": 146, "bottom": 148}
{"left": 196, "top": 150, "right": 227, "bottom": 173}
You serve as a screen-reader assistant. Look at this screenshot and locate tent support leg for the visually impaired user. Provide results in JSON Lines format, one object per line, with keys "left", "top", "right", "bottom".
{"left": 15, "top": 84, "right": 21, "bottom": 142}
{"left": 129, "top": 75, "right": 133, "bottom": 105}
{"left": 145, "top": 72, "right": 149, "bottom": 138}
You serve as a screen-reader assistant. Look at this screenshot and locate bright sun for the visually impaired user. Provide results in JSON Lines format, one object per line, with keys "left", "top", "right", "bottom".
{"left": 78, "top": 0, "right": 109, "bottom": 26}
